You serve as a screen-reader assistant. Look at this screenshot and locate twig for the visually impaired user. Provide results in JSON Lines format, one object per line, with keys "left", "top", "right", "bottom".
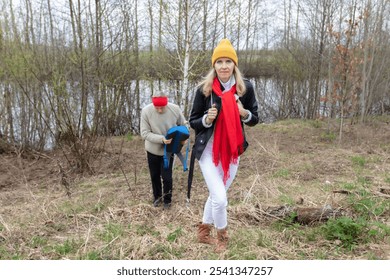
{"left": 107, "top": 207, "right": 116, "bottom": 221}
{"left": 333, "top": 189, "right": 352, "bottom": 195}
{"left": 58, "top": 161, "right": 71, "bottom": 198}
{"left": 66, "top": 213, "right": 101, "bottom": 220}
{"left": 83, "top": 217, "right": 92, "bottom": 254}
{"left": 243, "top": 174, "right": 259, "bottom": 203}
{"left": 379, "top": 188, "right": 390, "bottom": 196}
{"left": 100, "top": 235, "right": 120, "bottom": 251}
{"left": 109, "top": 135, "right": 132, "bottom": 191}
{"left": 374, "top": 191, "right": 390, "bottom": 199}
{"left": 256, "top": 205, "right": 293, "bottom": 222}
{"left": 0, "top": 215, "right": 11, "bottom": 232}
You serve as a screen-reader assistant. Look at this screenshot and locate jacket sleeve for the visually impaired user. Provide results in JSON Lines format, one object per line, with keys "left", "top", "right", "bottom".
{"left": 189, "top": 88, "right": 208, "bottom": 133}
{"left": 140, "top": 107, "right": 164, "bottom": 143}
{"left": 240, "top": 81, "right": 259, "bottom": 127}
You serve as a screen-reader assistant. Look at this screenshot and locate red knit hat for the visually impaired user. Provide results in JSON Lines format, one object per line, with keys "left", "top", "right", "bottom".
{"left": 152, "top": 96, "right": 168, "bottom": 107}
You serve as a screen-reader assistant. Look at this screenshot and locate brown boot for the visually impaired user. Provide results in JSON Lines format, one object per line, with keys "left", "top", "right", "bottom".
{"left": 197, "top": 223, "right": 216, "bottom": 245}
{"left": 215, "top": 228, "right": 228, "bottom": 253}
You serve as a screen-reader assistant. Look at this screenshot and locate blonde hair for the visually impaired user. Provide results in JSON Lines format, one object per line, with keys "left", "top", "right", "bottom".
{"left": 198, "top": 66, "right": 246, "bottom": 97}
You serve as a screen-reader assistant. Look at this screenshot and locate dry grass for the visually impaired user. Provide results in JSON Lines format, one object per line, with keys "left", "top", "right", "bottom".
{"left": 0, "top": 118, "right": 389, "bottom": 260}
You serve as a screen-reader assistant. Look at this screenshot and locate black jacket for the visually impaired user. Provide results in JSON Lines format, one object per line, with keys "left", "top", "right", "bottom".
{"left": 189, "top": 79, "right": 259, "bottom": 160}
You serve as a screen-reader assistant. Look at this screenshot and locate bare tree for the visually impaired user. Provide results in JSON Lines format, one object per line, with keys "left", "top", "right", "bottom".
{"left": 1, "top": 0, "right": 390, "bottom": 160}
{"left": 360, "top": 0, "right": 388, "bottom": 122}
{"left": 159, "top": 0, "right": 205, "bottom": 115}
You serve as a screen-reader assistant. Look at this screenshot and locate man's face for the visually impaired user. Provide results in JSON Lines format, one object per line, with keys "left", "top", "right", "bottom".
{"left": 154, "top": 106, "right": 166, "bottom": 114}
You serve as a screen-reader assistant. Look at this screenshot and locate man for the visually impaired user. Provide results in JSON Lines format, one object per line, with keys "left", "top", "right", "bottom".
{"left": 140, "top": 94, "right": 187, "bottom": 209}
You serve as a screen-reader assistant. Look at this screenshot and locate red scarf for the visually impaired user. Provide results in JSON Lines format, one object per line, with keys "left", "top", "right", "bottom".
{"left": 212, "top": 77, "right": 244, "bottom": 184}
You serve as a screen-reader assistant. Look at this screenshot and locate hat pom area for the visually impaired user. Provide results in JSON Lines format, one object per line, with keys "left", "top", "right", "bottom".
{"left": 211, "top": 38, "right": 238, "bottom": 66}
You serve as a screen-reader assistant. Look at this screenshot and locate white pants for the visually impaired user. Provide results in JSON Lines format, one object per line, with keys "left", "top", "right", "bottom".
{"left": 199, "top": 140, "right": 239, "bottom": 229}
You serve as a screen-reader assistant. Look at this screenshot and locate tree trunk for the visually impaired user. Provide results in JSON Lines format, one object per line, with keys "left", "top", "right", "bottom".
{"left": 263, "top": 205, "right": 344, "bottom": 224}
{"left": 5, "top": 87, "right": 15, "bottom": 143}
{"left": 182, "top": 0, "right": 190, "bottom": 116}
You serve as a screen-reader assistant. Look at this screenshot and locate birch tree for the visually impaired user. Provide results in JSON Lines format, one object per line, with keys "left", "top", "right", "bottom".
{"left": 359, "top": 0, "right": 388, "bottom": 122}
{"left": 160, "top": 0, "right": 204, "bottom": 115}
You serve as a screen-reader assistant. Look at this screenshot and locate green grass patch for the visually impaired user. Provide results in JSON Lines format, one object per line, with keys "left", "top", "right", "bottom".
{"left": 313, "top": 249, "right": 328, "bottom": 259}
{"left": 93, "top": 202, "right": 105, "bottom": 213}
{"left": 0, "top": 245, "right": 24, "bottom": 260}
{"left": 365, "top": 252, "right": 385, "bottom": 260}
{"left": 53, "top": 239, "right": 79, "bottom": 256}
{"left": 126, "top": 132, "right": 134, "bottom": 141}
{"left": 135, "top": 224, "right": 160, "bottom": 237}
{"left": 357, "top": 176, "right": 372, "bottom": 187}
{"left": 321, "top": 217, "right": 364, "bottom": 250}
{"left": 273, "top": 168, "right": 290, "bottom": 178}
{"left": 84, "top": 251, "right": 102, "bottom": 260}
{"left": 59, "top": 201, "right": 86, "bottom": 216}
{"left": 320, "top": 131, "right": 336, "bottom": 142}
{"left": 308, "top": 119, "right": 323, "bottom": 128}
{"left": 379, "top": 143, "right": 390, "bottom": 152}
{"left": 350, "top": 195, "right": 389, "bottom": 218}
{"left": 341, "top": 182, "right": 357, "bottom": 191}
{"left": 255, "top": 231, "right": 273, "bottom": 248}
{"left": 305, "top": 227, "right": 321, "bottom": 243}
{"left": 320, "top": 216, "right": 389, "bottom": 252}
{"left": 351, "top": 155, "right": 366, "bottom": 168}
{"left": 45, "top": 222, "right": 67, "bottom": 232}
{"left": 30, "top": 236, "right": 48, "bottom": 248}
{"left": 227, "top": 230, "right": 261, "bottom": 260}
{"left": 98, "top": 223, "right": 124, "bottom": 243}
{"left": 366, "top": 221, "right": 390, "bottom": 241}
{"left": 148, "top": 244, "right": 184, "bottom": 259}
{"left": 271, "top": 212, "right": 299, "bottom": 231}
{"left": 167, "top": 227, "right": 183, "bottom": 243}
{"left": 278, "top": 194, "right": 296, "bottom": 206}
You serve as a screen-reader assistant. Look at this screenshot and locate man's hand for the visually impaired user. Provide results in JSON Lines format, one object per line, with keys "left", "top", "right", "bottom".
{"left": 162, "top": 137, "right": 173, "bottom": 144}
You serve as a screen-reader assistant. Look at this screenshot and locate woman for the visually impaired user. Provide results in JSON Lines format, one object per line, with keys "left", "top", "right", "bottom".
{"left": 189, "top": 39, "right": 259, "bottom": 252}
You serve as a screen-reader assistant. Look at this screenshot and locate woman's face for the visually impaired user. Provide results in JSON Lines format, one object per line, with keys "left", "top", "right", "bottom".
{"left": 214, "top": 58, "right": 235, "bottom": 83}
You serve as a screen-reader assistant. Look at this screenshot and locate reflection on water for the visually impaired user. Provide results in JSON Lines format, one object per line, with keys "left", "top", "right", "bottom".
{"left": 0, "top": 78, "right": 292, "bottom": 150}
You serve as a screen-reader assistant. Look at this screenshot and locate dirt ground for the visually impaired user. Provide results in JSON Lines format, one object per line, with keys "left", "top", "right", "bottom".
{"left": 1, "top": 119, "right": 386, "bottom": 192}
{"left": 0, "top": 118, "right": 389, "bottom": 260}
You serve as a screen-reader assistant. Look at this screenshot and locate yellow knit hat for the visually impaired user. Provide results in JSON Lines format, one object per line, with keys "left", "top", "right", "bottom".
{"left": 211, "top": 38, "right": 238, "bottom": 66}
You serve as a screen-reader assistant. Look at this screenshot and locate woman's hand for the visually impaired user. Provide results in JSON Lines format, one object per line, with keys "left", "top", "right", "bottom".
{"left": 236, "top": 99, "right": 249, "bottom": 119}
{"left": 206, "top": 104, "right": 218, "bottom": 124}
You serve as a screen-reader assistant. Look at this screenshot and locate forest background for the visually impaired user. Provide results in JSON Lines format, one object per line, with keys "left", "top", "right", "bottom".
{"left": 1, "top": 0, "right": 389, "bottom": 155}
{"left": 0, "top": 0, "right": 389, "bottom": 260}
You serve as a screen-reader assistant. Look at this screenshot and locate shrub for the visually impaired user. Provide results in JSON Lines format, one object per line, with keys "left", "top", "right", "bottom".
{"left": 321, "top": 217, "right": 364, "bottom": 250}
